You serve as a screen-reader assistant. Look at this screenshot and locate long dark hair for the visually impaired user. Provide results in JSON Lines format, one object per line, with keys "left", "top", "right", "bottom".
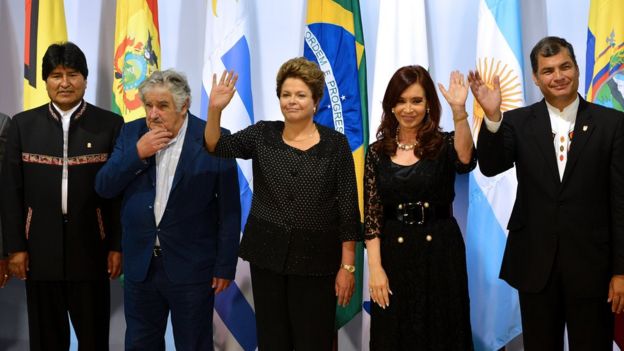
{"left": 374, "top": 65, "right": 443, "bottom": 159}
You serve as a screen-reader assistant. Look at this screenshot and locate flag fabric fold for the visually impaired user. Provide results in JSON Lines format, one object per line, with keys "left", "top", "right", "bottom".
{"left": 466, "top": 0, "right": 525, "bottom": 349}
{"left": 112, "top": 0, "right": 161, "bottom": 122}
{"left": 303, "top": 0, "right": 367, "bottom": 330}
{"left": 24, "top": 0, "right": 68, "bottom": 110}
{"left": 585, "top": 0, "right": 624, "bottom": 346}
{"left": 202, "top": 1, "right": 257, "bottom": 350}
{"left": 361, "top": 1, "right": 429, "bottom": 348}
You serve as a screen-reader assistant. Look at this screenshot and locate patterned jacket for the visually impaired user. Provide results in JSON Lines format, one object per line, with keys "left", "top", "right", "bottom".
{"left": 1, "top": 101, "right": 123, "bottom": 281}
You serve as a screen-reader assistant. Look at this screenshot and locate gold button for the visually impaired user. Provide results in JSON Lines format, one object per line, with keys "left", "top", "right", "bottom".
{"left": 397, "top": 236, "right": 404, "bottom": 243}
{"left": 424, "top": 202, "right": 429, "bottom": 208}
{"left": 426, "top": 234, "right": 432, "bottom": 242}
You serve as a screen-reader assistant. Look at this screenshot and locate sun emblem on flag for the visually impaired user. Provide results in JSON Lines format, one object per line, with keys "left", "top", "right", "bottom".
{"left": 472, "top": 57, "right": 523, "bottom": 136}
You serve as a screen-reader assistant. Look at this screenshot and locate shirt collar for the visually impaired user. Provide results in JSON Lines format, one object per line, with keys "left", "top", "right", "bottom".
{"left": 545, "top": 95, "right": 579, "bottom": 123}
{"left": 52, "top": 101, "right": 81, "bottom": 118}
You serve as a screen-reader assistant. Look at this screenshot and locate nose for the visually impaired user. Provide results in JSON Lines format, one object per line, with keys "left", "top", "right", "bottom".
{"left": 59, "top": 74, "right": 70, "bottom": 86}
{"left": 405, "top": 103, "right": 414, "bottom": 112}
{"left": 146, "top": 107, "right": 159, "bottom": 119}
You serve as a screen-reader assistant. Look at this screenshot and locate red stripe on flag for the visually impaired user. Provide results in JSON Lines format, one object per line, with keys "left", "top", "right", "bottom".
{"left": 146, "top": 0, "right": 160, "bottom": 40}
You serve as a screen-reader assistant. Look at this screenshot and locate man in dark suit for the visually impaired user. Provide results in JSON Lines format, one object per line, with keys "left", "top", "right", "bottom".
{"left": 0, "top": 112, "right": 10, "bottom": 288}
{"left": 95, "top": 69, "right": 241, "bottom": 350}
{"left": 469, "top": 36, "right": 624, "bottom": 350}
{"left": 1, "top": 42, "right": 123, "bottom": 350}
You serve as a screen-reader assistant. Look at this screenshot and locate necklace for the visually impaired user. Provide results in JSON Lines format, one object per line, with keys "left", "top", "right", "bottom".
{"left": 395, "top": 127, "right": 418, "bottom": 151}
{"left": 283, "top": 125, "right": 318, "bottom": 142}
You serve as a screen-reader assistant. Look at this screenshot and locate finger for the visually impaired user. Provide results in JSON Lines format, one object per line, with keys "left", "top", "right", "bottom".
{"left": 493, "top": 75, "right": 501, "bottom": 90}
{"left": 608, "top": 283, "right": 614, "bottom": 302}
{"left": 437, "top": 83, "right": 448, "bottom": 98}
{"left": 230, "top": 73, "right": 239, "bottom": 88}
{"left": 219, "top": 70, "right": 227, "bottom": 85}
{"left": 212, "top": 73, "right": 217, "bottom": 87}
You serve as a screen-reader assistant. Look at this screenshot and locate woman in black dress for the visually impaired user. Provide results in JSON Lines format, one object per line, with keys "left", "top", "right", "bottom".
{"left": 365, "top": 65, "right": 476, "bottom": 350}
{"left": 204, "top": 58, "right": 360, "bottom": 351}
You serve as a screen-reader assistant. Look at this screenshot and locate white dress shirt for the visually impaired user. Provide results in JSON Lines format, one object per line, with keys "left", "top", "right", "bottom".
{"left": 483, "top": 96, "right": 580, "bottom": 180}
{"left": 52, "top": 102, "right": 80, "bottom": 214}
{"left": 154, "top": 115, "right": 188, "bottom": 246}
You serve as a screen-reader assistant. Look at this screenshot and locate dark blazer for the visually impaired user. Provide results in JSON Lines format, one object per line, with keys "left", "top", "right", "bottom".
{"left": 95, "top": 114, "right": 241, "bottom": 284}
{"left": 0, "top": 113, "right": 10, "bottom": 258}
{"left": 477, "top": 96, "right": 624, "bottom": 298}
{"left": 1, "top": 102, "right": 123, "bottom": 280}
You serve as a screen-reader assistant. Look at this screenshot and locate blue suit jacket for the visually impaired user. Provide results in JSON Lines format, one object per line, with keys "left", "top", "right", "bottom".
{"left": 95, "top": 114, "right": 240, "bottom": 283}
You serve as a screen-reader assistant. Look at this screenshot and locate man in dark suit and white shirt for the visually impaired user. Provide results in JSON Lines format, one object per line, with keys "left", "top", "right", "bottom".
{"left": 469, "top": 36, "right": 624, "bottom": 350}
{"left": 96, "top": 69, "right": 241, "bottom": 350}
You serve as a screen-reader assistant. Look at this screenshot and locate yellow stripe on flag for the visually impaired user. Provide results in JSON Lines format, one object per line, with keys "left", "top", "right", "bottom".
{"left": 306, "top": 0, "right": 355, "bottom": 36}
{"left": 23, "top": 0, "right": 67, "bottom": 110}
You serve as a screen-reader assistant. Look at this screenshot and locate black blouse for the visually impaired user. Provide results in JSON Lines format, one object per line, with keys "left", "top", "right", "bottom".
{"left": 215, "top": 121, "right": 360, "bottom": 276}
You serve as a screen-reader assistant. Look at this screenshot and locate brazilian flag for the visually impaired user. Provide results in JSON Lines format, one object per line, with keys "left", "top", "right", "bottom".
{"left": 303, "top": 0, "right": 368, "bottom": 329}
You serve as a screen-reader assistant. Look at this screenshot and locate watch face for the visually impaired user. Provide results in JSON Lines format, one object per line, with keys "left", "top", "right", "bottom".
{"left": 343, "top": 264, "right": 355, "bottom": 273}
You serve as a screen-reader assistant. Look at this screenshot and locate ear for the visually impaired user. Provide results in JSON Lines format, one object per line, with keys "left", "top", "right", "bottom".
{"left": 532, "top": 74, "right": 538, "bottom": 86}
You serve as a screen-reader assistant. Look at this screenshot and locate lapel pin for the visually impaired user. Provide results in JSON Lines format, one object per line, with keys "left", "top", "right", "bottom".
{"left": 87, "top": 142, "right": 92, "bottom": 148}
{"left": 582, "top": 125, "right": 588, "bottom": 132}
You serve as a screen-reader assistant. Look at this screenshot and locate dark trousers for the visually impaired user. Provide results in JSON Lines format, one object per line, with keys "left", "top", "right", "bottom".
{"left": 250, "top": 264, "right": 337, "bottom": 351}
{"left": 124, "top": 255, "right": 215, "bottom": 351}
{"left": 25, "top": 279, "right": 110, "bottom": 351}
{"left": 518, "top": 256, "right": 613, "bottom": 350}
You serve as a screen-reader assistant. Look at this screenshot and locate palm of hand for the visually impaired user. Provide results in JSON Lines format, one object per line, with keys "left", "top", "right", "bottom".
{"left": 210, "top": 85, "right": 235, "bottom": 110}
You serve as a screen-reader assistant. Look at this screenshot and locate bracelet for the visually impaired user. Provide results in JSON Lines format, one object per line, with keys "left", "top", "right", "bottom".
{"left": 453, "top": 114, "right": 469, "bottom": 123}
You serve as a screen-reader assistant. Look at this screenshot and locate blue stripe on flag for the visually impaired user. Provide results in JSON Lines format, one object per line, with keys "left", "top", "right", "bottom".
{"left": 214, "top": 282, "right": 257, "bottom": 351}
{"left": 484, "top": 0, "right": 524, "bottom": 64}
{"left": 222, "top": 36, "right": 255, "bottom": 124}
{"left": 466, "top": 173, "right": 522, "bottom": 350}
{"left": 200, "top": 86, "right": 209, "bottom": 120}
{"left": 585, "top": 29, "right": 596, "bottom": 95}
{"left": 237, "top": 165, "right": 252, "bottom": 228}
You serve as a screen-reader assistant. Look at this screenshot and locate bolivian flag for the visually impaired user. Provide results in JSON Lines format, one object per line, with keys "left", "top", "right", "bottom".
{"left": 113, "top": 0, "right": 160, "bottom": 122}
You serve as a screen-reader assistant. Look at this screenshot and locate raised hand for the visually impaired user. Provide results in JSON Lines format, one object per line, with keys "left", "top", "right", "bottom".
{"left": 209, "top": 70, "right": 238, "bottom": 111}
{"left": 438, "top": 70, "right": 469, "bottom": 113}
{"left": 468, "top": 70, "right": 502, "bottom": 121}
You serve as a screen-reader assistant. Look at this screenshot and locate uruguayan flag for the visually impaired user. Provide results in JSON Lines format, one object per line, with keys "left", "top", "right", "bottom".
{"left": 202, "top": 1, "right": 257, "bottom": 350}
{"left": 465, "top": 0, "right": 525, "bottom": 350}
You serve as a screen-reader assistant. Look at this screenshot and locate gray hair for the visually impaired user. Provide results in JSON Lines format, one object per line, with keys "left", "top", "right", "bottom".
{"left": 138, "top": 69, "right": 191, "bottom": 112}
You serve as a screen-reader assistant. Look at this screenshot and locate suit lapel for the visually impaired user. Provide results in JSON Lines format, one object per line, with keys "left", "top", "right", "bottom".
{"left": 530, "top": 100, "right": 560, "bottom": 185}
{"left": 171, "top": 115, "right": 202, "bottom": 192}
{"left": 561, "top": 98, "right": 594, "bottom": 186}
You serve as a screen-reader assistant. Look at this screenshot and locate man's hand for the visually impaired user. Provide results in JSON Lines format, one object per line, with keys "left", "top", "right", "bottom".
{"left": 8, "top": 251, "right": 28, "bottom": 280}
{"left": 0, "top": 259, "right": 10, "bottom": 287}
{"left": 609, "top": 274, "right": 624, "bottom": 313}
{"left": 212, "top": 277, "right": 231, "bottom": 295}
{"left": 335, "top": 268, "right": 355, "bottom": 307}
{"left": 136, "top": 127, "right": 173, "bottom": 160}
{"left": 468, "top": 70, "right": 503, "bottom": 121}
{"left": 107, "top": 251, "right": 122, "bottom": 280}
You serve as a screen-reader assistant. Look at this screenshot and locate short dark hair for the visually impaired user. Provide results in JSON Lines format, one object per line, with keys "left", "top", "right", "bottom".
{"left": 42, "top": 42, "right": 88, "bottom": 80}
{"left": 530, "top": 36, "right": 577, "bottom": 73}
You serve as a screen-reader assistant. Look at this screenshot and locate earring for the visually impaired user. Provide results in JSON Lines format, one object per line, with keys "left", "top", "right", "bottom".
{"left": 313, "top": 107, "right": 317, "bottom": 113}
{"left": 391, "top": 108, "right": 395, "bottom": 114}
{"left": 426, "top": 107, "right": 430, "bottom": 114}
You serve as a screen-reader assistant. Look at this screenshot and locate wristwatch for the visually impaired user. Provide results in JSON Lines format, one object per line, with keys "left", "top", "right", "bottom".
{"left": 340, "top": 263, "right": 356, "bottom": 273}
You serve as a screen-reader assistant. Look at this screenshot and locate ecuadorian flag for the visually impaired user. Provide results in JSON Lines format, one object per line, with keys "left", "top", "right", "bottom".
{"left": 303, "top": 0, "right": 368, "bottom": 329}
{"left": 585, "top": 0, "right": 624, "bottom": 346}
{"left": 585, "top": 0, "right": 624, "bottom": 112}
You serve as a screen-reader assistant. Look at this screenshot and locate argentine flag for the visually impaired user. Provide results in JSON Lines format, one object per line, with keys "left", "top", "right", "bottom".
{"left": 465, "top": 0, "right": 525, "bottom": 350}
{"left": 202, "top": 1, "right": 257, "bottom": 350}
